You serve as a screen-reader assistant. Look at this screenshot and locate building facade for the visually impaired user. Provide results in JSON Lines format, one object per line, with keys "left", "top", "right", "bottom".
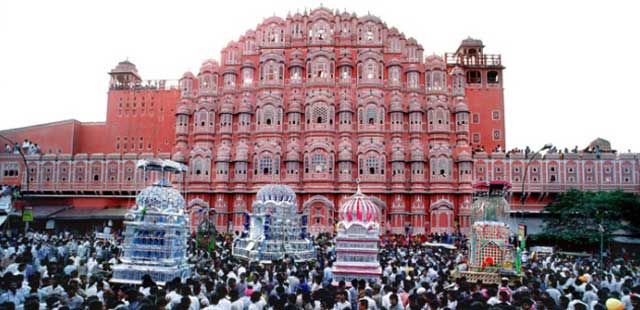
{"left": 0, "top": 7, "right": 638, "bottom": 234}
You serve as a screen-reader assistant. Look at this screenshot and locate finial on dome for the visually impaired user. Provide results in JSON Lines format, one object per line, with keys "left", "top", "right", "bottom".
{"left": 355, "top": 178, "right": 362, "bottom": 195}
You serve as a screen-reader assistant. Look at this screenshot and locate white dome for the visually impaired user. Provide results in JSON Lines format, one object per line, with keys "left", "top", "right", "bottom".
{"left": 256, "top": 184, "right": 296, "bottom": 203}
{"left": 135, "top": 180, "right": 185, "bottom": 213}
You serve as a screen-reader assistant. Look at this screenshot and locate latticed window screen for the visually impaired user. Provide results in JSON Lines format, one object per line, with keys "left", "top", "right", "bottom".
{"left": 366, "top": 155, "right": 379, "bottom": 174}
{"left": 263, "top": 108, "right": 274, "bottom": 125}
{"left": 260, "top": 157, "right": 272, "bottom": 175}
{"left": 312, "top": 105, "right": 328, "bottom": 123}
{"left": 366, "top": 106, "right": 377, "bottom": 124}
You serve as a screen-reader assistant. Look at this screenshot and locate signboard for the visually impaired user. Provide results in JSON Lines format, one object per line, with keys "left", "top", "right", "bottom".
{"left": 45, "top": 220, "right": 55, "bottom": 230}
{"left": 22, "top": 206, "right": 33, "bottom": 222}
{"left": 518, "top": 224, "right": 527, "bottom": 240}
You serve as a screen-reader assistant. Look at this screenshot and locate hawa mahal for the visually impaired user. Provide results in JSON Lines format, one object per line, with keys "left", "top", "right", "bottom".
{"left": 1, "top": 7, "right": 638, "bottom": 234}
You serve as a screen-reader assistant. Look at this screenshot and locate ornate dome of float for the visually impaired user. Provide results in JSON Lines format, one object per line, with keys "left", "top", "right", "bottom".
{"left": 339, "top": 186, "right": 380, "bottom": 223}
{"left": 256, "top": 184, "right": 296, "bottom": 203}
{"left": 135, "top": 179, "right": 185, "bottom": 213}
{"left": 470, "top": 181, "right": 512, "bottom": 224}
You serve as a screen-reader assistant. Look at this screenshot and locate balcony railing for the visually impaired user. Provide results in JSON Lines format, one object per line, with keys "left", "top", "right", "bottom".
{"left": 445, "top": 53, "right": 502, "bottom": 67}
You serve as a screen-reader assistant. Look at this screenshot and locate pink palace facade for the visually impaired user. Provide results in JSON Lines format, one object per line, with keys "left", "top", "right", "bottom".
{"left": 171, "top": 8, "right": 495, "bottom": 235}
{"left": 1, "top": 7, "right": 639, "bottom": 235}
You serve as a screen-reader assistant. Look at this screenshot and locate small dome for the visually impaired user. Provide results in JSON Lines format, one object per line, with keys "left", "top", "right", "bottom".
{"left": 256, "top": 184, "right": 296, "bottom": 203}
{"left": 286, "top": 149, "right": 300, "bottom": 162}
{"left": 110, "top": 60, "right": 139, "bottom": 74}
{"left": 338, "top": 56, "right": 354, "bottom": 67}
{"left": 220, "top": 100, "right": 234, "bottom": 113}
{"left": 411, "top": 147, "right": 425, "bottom": 162}
{"left": 425, "top": 54, "right": 445, "bottom": 70}
{"left": 223, "top": 66, "right": 237, "bottom": 75}
{"left": 339, "top": 186, "right": 380, "bottom": 223}
{"left": 405, "top": 63, "right": 421, "bottom": 73}
{"left": 461, "top": 37, "right": 483, "bottom": 47}
{"left": 238, "top": 100, "right": 252, "bottom": 113}
{"left": 391, "top": 148, "right": 405, "bottom": 161}
{"left": 390, "top": 99, "right": 403, "bottom": 112}
{"left": 409, "top": 100, "right": 422, "bottom": 112}
{"left": 587, "top": 138, "right": 612, "bottom": 152}
{"left": 199, "top": 59, "right": 219, "bottom": 74}
{"left": 450, "top": 66, "right": 464, "bottom": 76}
{"left": 172, "top": 151, "right": 186, "bottom": 163}
{"left": 454, "top": 101, "right": 469, "bottom": 113}
{"left": 456, "top": 151, "right": 472, "bottom": 162}
{"left": 216, "top": 145, "right": 231, "bottom": 161}
{"left": 339, "top": 100, "right": 352, "bottom": 112}
{"left": 288, "top": 100, "right": 302, "bottom": 112}
{"left": 135, "top": 180, "right": 185, "bottom": 214}
{"left": 234, "top": 143, "right": 249, "bottom": 161}
{"left": 182, "top": 71, "right": 195, "bottom": 79}
{"left": 241, "top": 61, "right": 256, "bottom": 69}
{"left": 339, "top": 148, "right": 352, "bottom": 161}
{"left": 386, "top": 58, "right": 401, "bottom": 67}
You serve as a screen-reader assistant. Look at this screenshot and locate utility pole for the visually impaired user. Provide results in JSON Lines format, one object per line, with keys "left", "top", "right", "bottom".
{"left": 0, "top": 134, "right": 30, "bottom": 233}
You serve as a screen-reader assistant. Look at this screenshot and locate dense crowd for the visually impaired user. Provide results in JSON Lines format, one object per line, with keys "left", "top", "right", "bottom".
{"left": 0, "top": 229, "right": 639, "bottom": 310}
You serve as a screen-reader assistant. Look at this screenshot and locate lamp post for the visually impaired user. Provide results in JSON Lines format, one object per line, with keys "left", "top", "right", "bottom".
{"left": 0, "top": 134, "right": 30, "bottom": 232}
{"left": 515, "top": 143, "right": 552, "bottom": 273}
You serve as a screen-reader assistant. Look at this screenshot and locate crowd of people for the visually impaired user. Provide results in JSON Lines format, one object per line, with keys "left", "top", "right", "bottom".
{"left": 0, "top": 229, "right": 638, "bottom": 310}
{"left": 4, "top": 140, "right": 41, "bottom": 156}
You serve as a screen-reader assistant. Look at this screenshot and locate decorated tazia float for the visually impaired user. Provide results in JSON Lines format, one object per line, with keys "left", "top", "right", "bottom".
{"left": 332, "top": 185, "right": 382, "bottom": 283}
{"left": 232, "top": 184, "right": 314, "bottom": 263}
{"left": 111, "top": 159, "right": 192, "bottom": 285}
{"left": 457, "top": 181, "right": 519, "bottom": 284}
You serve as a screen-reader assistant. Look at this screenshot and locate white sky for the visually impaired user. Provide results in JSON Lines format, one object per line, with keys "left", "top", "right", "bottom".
{"left": 1, "top": 0, "right": 639, "bottom": 152}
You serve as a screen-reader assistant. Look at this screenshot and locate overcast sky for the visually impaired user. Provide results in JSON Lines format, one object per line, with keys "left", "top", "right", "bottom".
{"left": 1, "top": 0, "right": 638, "bottom": 151}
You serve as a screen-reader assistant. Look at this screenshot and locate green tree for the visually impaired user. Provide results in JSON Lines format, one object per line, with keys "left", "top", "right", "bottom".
{"left": 542, "top": 189, "right": 640, "bottom": 244}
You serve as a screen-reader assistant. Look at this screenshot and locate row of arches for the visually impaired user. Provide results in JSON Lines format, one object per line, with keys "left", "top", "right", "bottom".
{"left": 180, "top": 105, "right": 462, "bottom": 131}
{"left": 188, "top": 154, "right": 456, "bottom": 180}
{"left": 184, "top": 195, "right": 461, "bottom": 235}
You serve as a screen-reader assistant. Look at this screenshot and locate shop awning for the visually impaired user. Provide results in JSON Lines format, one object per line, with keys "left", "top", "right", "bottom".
{"left": 51, "top": 207, "right": 129, "bottom": 220}
{"left": 10, "top": 205, "right": 71, "bottom": 220}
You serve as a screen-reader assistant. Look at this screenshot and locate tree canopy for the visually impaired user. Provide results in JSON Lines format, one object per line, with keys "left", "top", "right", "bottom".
{"left": 542, "top": 189, "right": 640, "bottom": 244}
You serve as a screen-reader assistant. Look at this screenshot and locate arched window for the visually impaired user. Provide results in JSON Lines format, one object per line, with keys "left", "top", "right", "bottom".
{"left": 389, "top": 67, "right": 400, "bottom": 83}
{"left": 310, "top": 20, "right": 331, "bottom": 42}
{"left": 195, "top": 110, "right": 207, "bottom": 127}
{"left": 407, "top": 72, "right": 419, "bottom": 88}
{"left": 262, "top": 61, "right": 282, "bottom": 81}
{"left": 436, "top": 109, "right": 444, "bottom": 125}
{"left": 242, "top": 68, "right": 253, "bottom": 85}
{"left": 263, "top": 107, "right": 274, "bottom": 125}
{"left": 260, "top": 156, "right": 272, "bottom": 175}
{"left": 364, "top": 60, "right": 377, "bottom": 80}
{"left": 311, "top": 153, "right": 327, "bottom": 173}
{"left": 365, "top": 104, "right": 377, "bottom": 124}
{"left": 366, "top": 155, "right": 379, "bottom": 175}
{"left": 313, "top": 105, "right": 328, "bottom": 124}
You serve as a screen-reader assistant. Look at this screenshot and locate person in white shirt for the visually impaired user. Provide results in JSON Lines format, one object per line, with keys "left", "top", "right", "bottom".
{"left": 333, "top": 291, "right": 351, "bottom": 310}
{"left": 229, "top": 290, "right": 244, "bottom": 310}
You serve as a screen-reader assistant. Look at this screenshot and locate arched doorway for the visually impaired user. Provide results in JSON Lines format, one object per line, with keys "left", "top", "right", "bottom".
{"left": 302, "top": 195, "right": 334, "bottom": 235}
{"left": 187, "top": 198, "right": 211, "bottom": 233}
{"left": 430, "top": 199, "right": 454, "bottom": 234}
